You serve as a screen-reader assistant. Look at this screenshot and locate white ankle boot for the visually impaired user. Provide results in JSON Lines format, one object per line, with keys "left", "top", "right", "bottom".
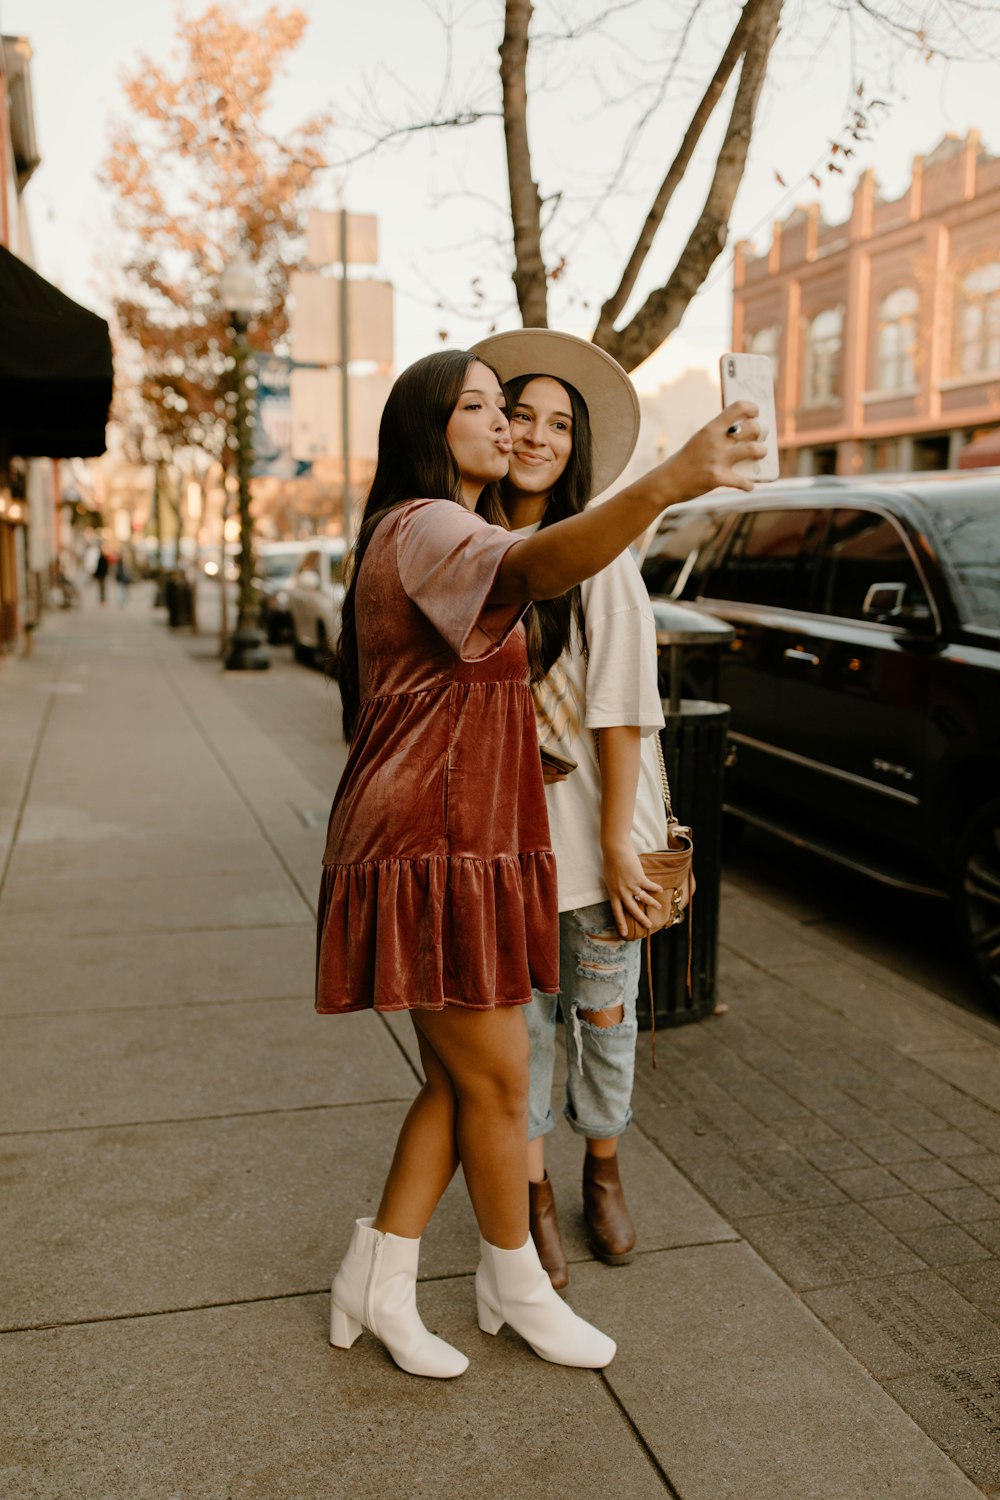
{"left": 476, "top": 1235, "right": 617, "bottom": 1368}
{"left": 330, "top": 1217, "right": 468, "bottom": 1379}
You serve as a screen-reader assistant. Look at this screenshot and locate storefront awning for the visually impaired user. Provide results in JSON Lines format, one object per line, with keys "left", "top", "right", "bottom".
{"left": 0, "top": 245, "right": 113, "bottom": 459}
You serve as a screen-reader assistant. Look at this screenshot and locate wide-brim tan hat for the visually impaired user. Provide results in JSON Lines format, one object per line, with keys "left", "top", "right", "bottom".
{"left": 470, "top": 328, "right": 640, "bottom": 498}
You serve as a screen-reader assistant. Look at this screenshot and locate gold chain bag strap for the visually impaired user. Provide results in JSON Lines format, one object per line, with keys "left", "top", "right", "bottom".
{"left": 593, "top": 726, "right": 695, "bottom": 1067}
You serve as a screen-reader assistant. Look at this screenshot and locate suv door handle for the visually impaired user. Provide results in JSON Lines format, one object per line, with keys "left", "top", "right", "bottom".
{"left": 783, "top": 647, "right": 820, "bottom": 666}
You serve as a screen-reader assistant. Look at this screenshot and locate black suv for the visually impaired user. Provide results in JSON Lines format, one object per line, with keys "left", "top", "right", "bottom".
{"left": 640, "top": 472, "right": 1000, "bottom": 1005}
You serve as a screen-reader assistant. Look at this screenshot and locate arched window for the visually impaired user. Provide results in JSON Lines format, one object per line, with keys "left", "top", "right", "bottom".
{"left": 802, "top": 308, "right": 842, "bottom": 408}
{"left": 956, "top": 264, "right": 1000, "bottom": 375}
{"left": 875, "top": 287, "right": 918, "bottom": 391}
{"left": 745, "top": 325, "right": 780, "bottom": 361}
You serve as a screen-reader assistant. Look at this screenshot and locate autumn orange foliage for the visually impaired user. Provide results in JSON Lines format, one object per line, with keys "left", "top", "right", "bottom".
{"left": 103, "top": 4, "right": 330, "bottom": 457}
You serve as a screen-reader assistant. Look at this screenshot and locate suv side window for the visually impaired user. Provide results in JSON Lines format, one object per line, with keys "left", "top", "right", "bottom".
{"left": 703, "top": 508, "right": 824, "bottom": 610}
{"left": 329, "top": 552, "right": 344, "bottom": 586}
{"left": 816, "top": 508, "right": 930, "bottom": 622}
{"left": 640, "top": 512, "right": 722, "bottom": 598}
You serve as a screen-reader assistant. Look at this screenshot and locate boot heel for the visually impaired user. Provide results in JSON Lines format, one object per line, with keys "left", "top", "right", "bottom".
{"left": 330, "top": 1302, "right": 363, "bottom": 1349}
{"left": 477, "top": 1297, "right": 504, "bottom": 1336}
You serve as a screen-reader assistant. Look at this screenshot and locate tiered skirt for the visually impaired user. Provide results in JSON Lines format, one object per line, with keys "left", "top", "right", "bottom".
{"left": 316, "top": 849, "right": 559, "bottom": 1011}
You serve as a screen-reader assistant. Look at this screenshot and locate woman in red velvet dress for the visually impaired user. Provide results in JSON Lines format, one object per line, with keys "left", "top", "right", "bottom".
{"left": 319, "top": 346, "right": 763, "bottom": 1379}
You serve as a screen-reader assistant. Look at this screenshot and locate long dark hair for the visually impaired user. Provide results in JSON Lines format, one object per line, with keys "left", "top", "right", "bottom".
{"left": 479, "top": 372, "right": 593, "bottom": 682}
{"left": 334, "top": 348, "right": 504, "bottom": 740}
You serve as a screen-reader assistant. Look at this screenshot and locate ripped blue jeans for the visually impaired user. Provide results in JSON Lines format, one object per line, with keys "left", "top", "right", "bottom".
{"left": 525, "top": 901, "right": 641, "bottom": 1142}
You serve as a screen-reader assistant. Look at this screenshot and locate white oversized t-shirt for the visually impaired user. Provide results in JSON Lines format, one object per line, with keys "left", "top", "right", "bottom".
{"left": 517, "top": 524, "right": 668, "bottom": 912}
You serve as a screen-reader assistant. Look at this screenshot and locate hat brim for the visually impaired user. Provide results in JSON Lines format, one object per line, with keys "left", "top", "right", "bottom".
{"left": 469, "top": 329, "right": 640, "bottom": 498}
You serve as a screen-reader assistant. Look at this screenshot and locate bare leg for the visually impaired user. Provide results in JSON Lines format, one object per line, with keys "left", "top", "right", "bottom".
{"left": 374, "top": 1023, "right": 460, "bottom": 1238}
{"left": 412, "top": 1005, "right": 530, "bottom": 1249}
{"left": 527, "top": 1136, "right": 546, "bottom": 1184}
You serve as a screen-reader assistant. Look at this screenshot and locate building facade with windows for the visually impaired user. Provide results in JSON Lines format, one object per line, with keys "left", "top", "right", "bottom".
{"left": 0, "top": 35, "right": 112, "bottom": 655}
{"left": 732, "top": 131, "right": 1000, "bottom": 476}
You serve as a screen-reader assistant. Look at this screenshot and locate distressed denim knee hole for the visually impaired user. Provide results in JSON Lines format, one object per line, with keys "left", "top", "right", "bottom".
{"left": 577, "top": 959, "right": 626, "bottom": 980}
{"left": 577, "top": 928, "right": 628, "bottom": 984}
{"left": 585, "top": 926, "right": 626, "bottom": 945}
{"left": 576, "top": 1000, "right": 625, "bottom": 1028}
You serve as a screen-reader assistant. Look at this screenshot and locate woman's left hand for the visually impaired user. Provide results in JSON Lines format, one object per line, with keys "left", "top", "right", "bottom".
{"left": 603, "top": 842, "right": 663, "bottom": 938}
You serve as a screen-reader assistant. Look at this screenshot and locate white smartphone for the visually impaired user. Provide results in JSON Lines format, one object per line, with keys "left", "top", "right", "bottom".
{"left": 719, "top": 352, "right": 780, "bottom": 482}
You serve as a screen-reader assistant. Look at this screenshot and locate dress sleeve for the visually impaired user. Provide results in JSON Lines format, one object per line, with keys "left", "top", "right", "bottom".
{"left": 395, "top": 499, "right": 526, "bottom": 660}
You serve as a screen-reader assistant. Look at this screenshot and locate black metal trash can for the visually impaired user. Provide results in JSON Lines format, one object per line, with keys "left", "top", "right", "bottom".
{"left": 164, "top": 571, "right": 194, "bottom": 629}
{"left": 637, "top": 602, "right": 734, "bottom": 1031}
{"left": 638, "top": 701, "right": 730, "bottom": 1029}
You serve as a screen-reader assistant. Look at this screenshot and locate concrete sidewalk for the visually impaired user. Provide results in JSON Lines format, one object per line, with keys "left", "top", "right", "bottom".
{"left": 2, "top": 592, "right": 998, "bottom": 1499}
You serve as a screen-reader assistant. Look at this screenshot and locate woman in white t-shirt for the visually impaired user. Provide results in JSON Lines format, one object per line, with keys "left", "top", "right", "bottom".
{"left": 473, "top": 329, "right": 666, "bottom": 1288}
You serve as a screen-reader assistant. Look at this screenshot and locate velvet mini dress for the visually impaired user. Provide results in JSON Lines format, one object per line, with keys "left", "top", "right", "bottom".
{"left": 315, "top": 499, "right": 559, "bottom": 1014}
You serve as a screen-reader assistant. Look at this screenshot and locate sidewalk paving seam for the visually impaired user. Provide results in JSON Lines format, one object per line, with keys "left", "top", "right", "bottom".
{"left": 0, "top": 988, "right": 316, "bottom": 1020}
{"left": 597, "top": 1372, "right": 682, "bottom": 1498}
{"left": 6, "top": 918, "right": 318, "bottom": 939}
{"left": 0, "top": 664, "right": 58, "bottom": 897}
{"left": 161, "top": 655, "right": 316, "bottom": 920}
{"left": 0, "top": 1096, "right": 416, "bottom": 1138}
{"left": 3, "top": 1272, "right": 492, "bottom": 1335}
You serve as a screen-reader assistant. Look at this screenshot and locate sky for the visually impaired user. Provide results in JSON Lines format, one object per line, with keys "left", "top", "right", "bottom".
{"left": 4, "top": 0, "right": 998, "bottom": 395}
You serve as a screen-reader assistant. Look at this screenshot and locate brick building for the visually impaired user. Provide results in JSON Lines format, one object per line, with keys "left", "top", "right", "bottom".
{"left": 732, "top": 131, "right": 1000, "bottom": 476}
{"left": 0, "top": 35, "right": 112, "bottom": 655}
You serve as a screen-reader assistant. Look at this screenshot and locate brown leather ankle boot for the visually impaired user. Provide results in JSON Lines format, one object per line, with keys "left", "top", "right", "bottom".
{"left": 582, "top": 1153, "right": 636, "bottom": 1265}
{"left": 528, "top": 1174, "right": 569, "bottom": 1290}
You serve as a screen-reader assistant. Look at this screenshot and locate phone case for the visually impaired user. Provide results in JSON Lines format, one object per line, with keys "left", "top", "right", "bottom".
{"left": 719, "top": 353, "right": 780, "bottom": 482}
{"left": 539, "top": 745, "right": 578, "bottom": 775}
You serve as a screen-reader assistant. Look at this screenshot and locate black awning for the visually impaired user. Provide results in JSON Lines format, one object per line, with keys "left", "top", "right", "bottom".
{"left": 0, "top": 244, "right": 113, "bottom": 459}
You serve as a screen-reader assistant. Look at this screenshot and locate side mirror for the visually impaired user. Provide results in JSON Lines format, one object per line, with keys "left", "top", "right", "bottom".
{"left": 297, "top": 568, "right": 320, "bottom": 591}
{"left": 862, "top": 581, "right": 936, "bottom": 634}
{"left": 862, "top": 582, "right": 906, "bottom": 619}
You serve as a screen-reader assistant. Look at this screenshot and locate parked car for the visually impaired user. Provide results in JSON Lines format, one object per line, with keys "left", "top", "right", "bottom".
{"left": 640, "top": 471, "right": 1000, "bottom": 1005}
{"left": 254, "top": 540, "right": 313, "bottom": 644}
{"left": 288, "top": 537, "right": 347, "bottom": 667}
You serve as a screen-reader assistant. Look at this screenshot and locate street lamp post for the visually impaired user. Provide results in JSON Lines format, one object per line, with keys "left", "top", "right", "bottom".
{"left": 220, "top": 249, "right": 269, "bottom": 672}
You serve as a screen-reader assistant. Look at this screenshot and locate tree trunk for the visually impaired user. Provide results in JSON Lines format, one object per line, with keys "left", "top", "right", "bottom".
{"left": 499, "top": 0, "right": 548, "bottom": 327}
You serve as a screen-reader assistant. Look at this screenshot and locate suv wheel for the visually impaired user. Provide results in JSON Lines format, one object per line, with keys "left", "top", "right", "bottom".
{"left": 955, "top": 799, "right": 1000, "bottom": 1009}
{"left": 292, "top": 633, "right": 313, "bottom": 665}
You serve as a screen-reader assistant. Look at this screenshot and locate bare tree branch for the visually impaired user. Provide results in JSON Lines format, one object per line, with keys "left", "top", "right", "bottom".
{"left": 499, "top": 0, "right": 549, "bottom": 326}
{"left": 589, "top": 0, "right": 703, "bottom": 208}
{"left": 331, "top": 108, "right": 501, "bottom": 168}
{"left": 592, "top": 0, "right": 767, "bottom": 345}
{"left": 600, "top": 0, "right": 783, "bottom": 370}
{"left": 532, "top": 0, "right": 646, "bottom": 43}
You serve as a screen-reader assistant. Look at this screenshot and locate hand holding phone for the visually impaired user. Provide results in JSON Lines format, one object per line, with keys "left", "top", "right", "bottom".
{"left": 719, "top": 353, "right": 780, "bottom": 482}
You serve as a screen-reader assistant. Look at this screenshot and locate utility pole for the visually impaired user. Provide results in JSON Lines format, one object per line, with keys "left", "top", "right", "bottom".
{"left": 339, "top": 207, "right": 352, "bottom": 548}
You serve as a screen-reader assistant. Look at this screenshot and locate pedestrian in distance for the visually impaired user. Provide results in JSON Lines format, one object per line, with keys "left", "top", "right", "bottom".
{"left": 475, "top": 329, "right": 665, "bottom": 1290}
{"left": 93, "top": 547, "right": 110, "bottom": 606}
{"left": 318, "top": 345, "right": 764, "bottom": 1380}
{"left": 115, "top": 551, "right": 131, "bottom": 608}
